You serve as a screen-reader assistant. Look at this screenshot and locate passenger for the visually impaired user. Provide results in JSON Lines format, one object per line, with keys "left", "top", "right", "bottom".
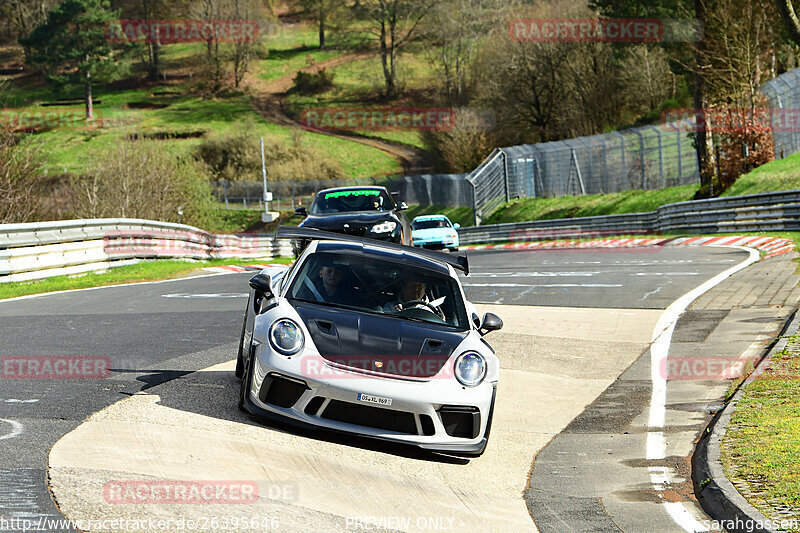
{"left": 297, "top": 260, "right": 355, "bottom": 306}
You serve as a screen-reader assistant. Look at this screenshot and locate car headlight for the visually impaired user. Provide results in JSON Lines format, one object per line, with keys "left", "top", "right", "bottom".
{"left": 269, "top": 319, "right": 304, "bottom": 355}
{"left": 371, "top": 221, "right": 397, "bottom": 233}
{"left": 454, "top": 351, "right": 486, "bottom": 387}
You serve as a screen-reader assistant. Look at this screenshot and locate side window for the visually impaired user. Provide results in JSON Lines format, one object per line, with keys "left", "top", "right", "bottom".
{"left": 279, "top": 261, "right": 298, "bottom": 294}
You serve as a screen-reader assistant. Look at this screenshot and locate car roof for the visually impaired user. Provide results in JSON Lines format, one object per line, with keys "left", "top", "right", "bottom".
{"left": 412, "top": 215, "right": 450, "bottom": 221}
{"left": 313, "top": 240, "right": 451, "bottom": 276}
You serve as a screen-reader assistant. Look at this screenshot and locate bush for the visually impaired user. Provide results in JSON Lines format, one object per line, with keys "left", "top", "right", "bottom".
{"left": 422, "top": 108, "right": 496, "bottom": 173}
{"left": 0, "top": 129, "right": 45, "bottom": 223}
{"left": 68, "top": 140, "right": 218, "bottom": 228}
{"left": 292, "top": 69, "right": 335, "bottom": 95}
{"left": 195, "top": 123, "right": 346, "bottom": 182}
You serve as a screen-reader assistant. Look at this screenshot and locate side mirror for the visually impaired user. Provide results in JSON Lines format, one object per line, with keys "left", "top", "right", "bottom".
{"left": 250, "top": 273, "right": 273, "bottom": 297}
{"left": 398, "top": 202, "right": 408, "bottom": 210}
{"left": 294, "top": 206, "right": 308, "bottom": 216}
{"left": 453, "top": 223, "right": 461, "bottom": 229}
{"left": 479, "top": 312, "right": 503, "bottom": 335}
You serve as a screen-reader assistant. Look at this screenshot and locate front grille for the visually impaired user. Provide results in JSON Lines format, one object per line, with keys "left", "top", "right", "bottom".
{"left": 258, "top": 374, "right": 308, "bottom": 408}
{"left": 437, "top": 406, "right": 480, "bottom": 439}
{"left": 321, "top": 399, "right": 418, "bottom": 435}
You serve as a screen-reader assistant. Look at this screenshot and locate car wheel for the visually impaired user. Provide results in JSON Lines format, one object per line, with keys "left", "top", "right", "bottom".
{"left": 235, "top": 311, "right": 248, "bottom": 379}
{"left": 448, "top": 246, "right": 459, "bottom": 252}
{"left": 238, "top": 346, "right": 255, "bottom": 412}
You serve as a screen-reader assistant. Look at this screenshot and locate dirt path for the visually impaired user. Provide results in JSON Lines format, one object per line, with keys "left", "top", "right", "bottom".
{"left": 246, "top": 52, "right": 436, "bottom": 175}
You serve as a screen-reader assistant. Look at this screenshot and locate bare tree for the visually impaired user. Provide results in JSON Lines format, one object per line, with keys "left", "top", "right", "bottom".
{"left": 423, "top": 0, "right": 502, "bottom": 105}
{"left": 1, "top": 1, "right": 57, "bottom": 60}
{"left": 359, "top": 0, "right": 435, "bottom": 100}
{"left": 776, "top": 0, "right": 800, "bottom": 45}
{"left": 0, "top": 130, "right": 45, "bottom": 224}
{"left": 293, "top": 0, "right": 344, "bottom": 49}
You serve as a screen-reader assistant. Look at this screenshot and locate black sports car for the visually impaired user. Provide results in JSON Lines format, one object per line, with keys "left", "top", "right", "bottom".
{"left": 293, "top": 186, "right": 411, "bottom": 256}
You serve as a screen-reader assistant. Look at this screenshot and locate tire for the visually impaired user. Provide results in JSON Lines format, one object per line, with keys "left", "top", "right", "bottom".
{"left": 448, "top": 246, "right": 459, "bottom": 252}
{"left": 238, "top": 346, "right": 255, "bottom": 412}
{"left": 235, "top": 311, "right": 248, "bottom": 379}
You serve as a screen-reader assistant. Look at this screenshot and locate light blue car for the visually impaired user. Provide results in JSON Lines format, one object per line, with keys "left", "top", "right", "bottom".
{"left": 411, "top": 215, "right": 460, "bottom": 251}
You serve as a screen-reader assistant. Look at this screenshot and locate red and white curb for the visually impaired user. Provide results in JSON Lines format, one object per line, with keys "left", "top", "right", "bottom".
{"left": 202, "top": 264, "right": 281, "bottom": 274}
{"left": 464, "top": 235, "right": 795, "bottom": 259}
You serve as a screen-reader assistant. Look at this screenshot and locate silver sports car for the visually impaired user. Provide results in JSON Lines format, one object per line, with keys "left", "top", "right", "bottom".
{"left": 236, "top": 227, "right": 502, "bottom": 456}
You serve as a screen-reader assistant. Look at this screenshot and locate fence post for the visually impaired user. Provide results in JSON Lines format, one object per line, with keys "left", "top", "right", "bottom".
{"left": 569, "top": 148, "right": 586, "bottom": 195}
{"left": 501, "top": 149, "right": 510, "bottom": 202}
{"left": 633, "top": 129, "right": 645, "bottom": 189}
{"left": 612, "top": 131, "right": 625, "bottom": 192}
{"left": 469, "top": 179, "right": 479, "bottom": 226}
{"left": 223, "top": 181, "right": 229, "bottom": 208}
{"left": 647, "top": 125, "right": 664, "bottom": 187}
{"left": 598, "top": 136, "right": 608, "bottom": 193}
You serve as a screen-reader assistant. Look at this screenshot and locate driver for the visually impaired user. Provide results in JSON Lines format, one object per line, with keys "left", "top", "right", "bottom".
{"left": 382, "top": 279, "right": 440, "bottom": 317}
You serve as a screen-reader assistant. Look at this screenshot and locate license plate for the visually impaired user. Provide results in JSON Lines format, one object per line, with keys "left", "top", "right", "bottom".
{"left": 357, "top": 393, "right": 392, "bottom": 407}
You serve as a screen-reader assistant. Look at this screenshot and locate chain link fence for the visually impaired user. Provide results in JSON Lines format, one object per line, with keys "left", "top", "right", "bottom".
{"left": 467, "top": 67, "right": 800, "bottom": 225}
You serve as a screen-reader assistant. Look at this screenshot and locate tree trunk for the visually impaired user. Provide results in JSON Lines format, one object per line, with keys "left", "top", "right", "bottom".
{"left": 319, "top": 9, "right": 326, "bottom": 49}
{"left": 85, "top": 70, "right": 93, "bottom": 121}
{"left": 379, "top": 19, "right": 394, "bottom": 99}
{"left": 776, "top": 0, "right": 800, "bottom": 46}
{"left": 693, "top": 0, "right": 715, "bottom": 197}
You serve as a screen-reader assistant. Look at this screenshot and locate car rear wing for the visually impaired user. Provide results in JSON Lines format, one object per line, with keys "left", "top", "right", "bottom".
{"left": 275, "top": 225, "right": 470, "bottom": 275}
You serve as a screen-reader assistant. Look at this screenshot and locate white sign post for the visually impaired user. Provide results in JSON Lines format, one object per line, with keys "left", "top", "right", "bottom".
{"left": 261, "top": 137, "right": 278, "bottom": 223}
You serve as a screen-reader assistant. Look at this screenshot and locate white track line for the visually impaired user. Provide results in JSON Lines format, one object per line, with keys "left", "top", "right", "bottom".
{"left": 0, "top": 419, "right": 24, "bottom": 441}
{"left": 647, "top": 245, "right": 759, "bottom": 532}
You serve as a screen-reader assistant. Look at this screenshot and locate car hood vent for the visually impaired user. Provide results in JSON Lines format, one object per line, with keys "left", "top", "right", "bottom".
{"left": 294, "top": 303, "right": 467, "bottom": 379}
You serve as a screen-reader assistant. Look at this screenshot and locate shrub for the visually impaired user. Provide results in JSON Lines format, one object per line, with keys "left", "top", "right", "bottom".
{"left": 292, "top": 69, "right": 335, "bottom": 95}
{"left": 68, "top": 140, "right": 218, "bottom": 228}
{"left": 422, "top": 108, "right": 496, "bottom": 173}
{"left": 195, "top": 123, "right": 346, "bottom": 183}
{"left": 0, "top": 129, "right": 45, "bottom": 223}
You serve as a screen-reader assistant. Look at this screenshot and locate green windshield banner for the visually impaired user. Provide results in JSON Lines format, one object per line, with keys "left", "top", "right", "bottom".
{"left": 324, "top": 190, "right": 381, "bottom": 199}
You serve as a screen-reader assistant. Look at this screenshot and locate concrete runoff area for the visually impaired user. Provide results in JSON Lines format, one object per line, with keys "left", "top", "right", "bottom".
{"left": 48, "top": 304, "right": 662, "bottom": 533}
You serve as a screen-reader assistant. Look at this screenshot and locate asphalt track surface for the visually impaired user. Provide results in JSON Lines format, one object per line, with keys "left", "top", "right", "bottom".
{"left": 0, "top": 246, "right": 749, "bottom": 532}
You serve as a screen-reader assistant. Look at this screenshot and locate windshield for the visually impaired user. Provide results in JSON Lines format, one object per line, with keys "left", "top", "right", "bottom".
{"left": 310, "top": 189, "right": 395, "bottom": 215}
{"left": 412, "top": 218, "right": 451, "bottom": 230}
{"left": 287, "top": 252, "right": 469, "bottom": 330}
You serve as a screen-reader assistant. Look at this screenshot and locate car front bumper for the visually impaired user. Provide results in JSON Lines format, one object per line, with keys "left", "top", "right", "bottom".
{"left": 242, "top": 348, "right": 494, "bottom": 454}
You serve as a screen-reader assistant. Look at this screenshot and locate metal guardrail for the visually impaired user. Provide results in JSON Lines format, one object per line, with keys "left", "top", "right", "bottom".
{"left": 457, "top": 190, "right": 800, "bottom": 245}
{"left": 0, "top": 219, "right": 291, "bottom": 283}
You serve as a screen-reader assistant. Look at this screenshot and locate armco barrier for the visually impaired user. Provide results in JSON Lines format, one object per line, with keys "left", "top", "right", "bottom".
{"left": 456, "top": 189, "right": 800, "bottom": 245}
{"left": 0, "top": 218, "right": 291, "bottom": 283}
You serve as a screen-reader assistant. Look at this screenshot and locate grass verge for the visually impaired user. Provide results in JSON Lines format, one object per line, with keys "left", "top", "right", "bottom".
{"left": 722, "top": 335, "right": 800, "bottom": 530}
{"left": 0, "top": 257, "right": 291, "bottom": 301}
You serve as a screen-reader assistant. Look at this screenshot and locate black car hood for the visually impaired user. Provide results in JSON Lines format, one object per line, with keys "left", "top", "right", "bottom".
{"left": 294, "top": 302, "right": 467, "bottom": 379}
{"left": 300, "top": 211, "right": 396, "bottom": 231}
